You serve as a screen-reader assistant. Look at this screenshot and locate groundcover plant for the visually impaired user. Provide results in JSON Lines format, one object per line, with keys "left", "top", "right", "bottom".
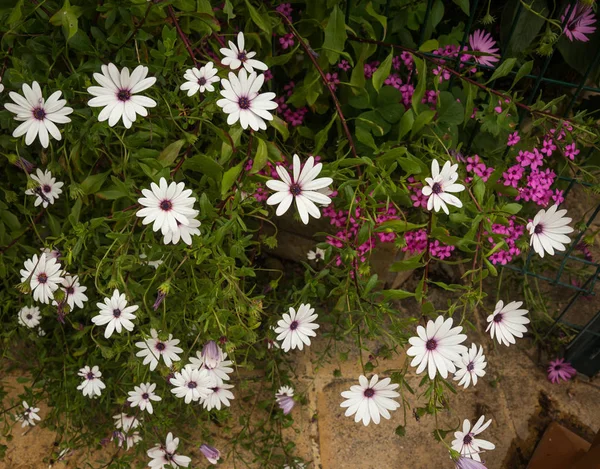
{"left": 0, "top": 0, "right": 598, "bottom": 468}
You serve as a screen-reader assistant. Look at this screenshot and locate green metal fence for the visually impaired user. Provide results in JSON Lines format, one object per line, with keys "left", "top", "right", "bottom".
{"left": 346, "top": 0, "right": 600, "bottom": 375}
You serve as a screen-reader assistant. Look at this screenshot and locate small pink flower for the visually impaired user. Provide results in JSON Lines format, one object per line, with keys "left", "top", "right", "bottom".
{"left": 276, "top": 2, "right": 293, "bottom": 21}
{"left": 337, "top": 60, "right": 351, "bottom": 71}
{"left": 547, "top": 358, "right": 576, "bottom": 383}
{"left": 263, "top": 70, "right": 273, "bottom": 81}
{"left": 279, "top": 33, "right": 294, "bottom": 50}
{"left": 564, "top": 142, "right": 579, "bottom": 160}
{"left": 507, "top": 131, "right": 520, "bottom": 147}
{"left": 325, "top": 72, "right": 340, "bottom": 91}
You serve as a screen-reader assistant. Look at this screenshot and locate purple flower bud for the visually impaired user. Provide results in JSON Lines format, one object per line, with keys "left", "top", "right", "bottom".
{"left": 153, "top": 290, "right": 166, "bottom": 311}
{"left": 275, "top": 386, "right": 295, "bottom": 415}
{"left": 455, "top": 457, "right": 488, "bottom": 469}
{"left": 199, "top": 444, "right": 221, "bottom": 464}
{"left": 14, "top": 157, "right": 35, "bottom": 173}
{"left": 201, "top": 340, "right": 224, "bottom": 369}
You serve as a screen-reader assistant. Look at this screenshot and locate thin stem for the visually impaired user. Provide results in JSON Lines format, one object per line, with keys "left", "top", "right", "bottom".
{"left": 275, "top": 11, "right": 359, "bottom": 160}
{"left": 167, "top": 5, "right": 198, "bottom": 65}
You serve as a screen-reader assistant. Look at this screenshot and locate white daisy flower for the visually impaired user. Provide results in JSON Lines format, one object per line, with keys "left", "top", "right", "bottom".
{"left": 421, "top": 159, "right": 465, "bottom": 215}
{"left": 18, "top": 305, "right": 41, "bottom": 328}
{"left": 135, "top": 329, "right": 183, "bottom": 371}
{"left": 147, "top": 432, "right": 191, "bottom": 469}
{"left": 453, "top": 344, "right": 487, "bottom": 389}
{"left": 220, "top": 32, "right": 268, "bottom": 73}
{"left": 163, "top": 213, "right": 201, "bottom": 246}
{"left": 87, "top": 63, "right": 156, "bottom": 129}
{"left": 216, "top": 69, "right": 277, "bottom": 131}
{"left": 199, "top": 444, "right": 221, "bottom": 465}
{"left": 406, "top": 315, "right": 468, "bottom": 380}
{"left": 92, "top": 289, "right": 138, "bottom": 339}
{"left": 113, "top": 430, "right": 142, "bottom": 451}
{"left": 274, "top": 303, "right": 320, "bottom": 352}
{"left": 61, "top": 275, "right": 88, "bottom": 310}
{"left": 77, "top": 365, "right": 106, "bottom": 398}
{"left": 139, "top": 253, "right": 163, "bottom": 269}
{"left": 25, "top": 169, "right": 64, "bottom": 208}
{"left": 127, "top": 382, "right": 162, "bottom": 415}
{"left": 266, "top": 155, "right": 333, "bottom": 225}
{"left": 20, "top": 253, "right": 64, "bottom": 304}
{"left": 170, "top": 365, "right": 216, "bottom": 404}
{"left": 307, "top": 247, "right": 326, "bottom": 262}
{"left": 188, "top": 350, "right": 234, "bottom": 385}
{"left": 181, "top": 62, "right": 220, "bottom": 96}
{"left": 526, "top": 204, "right": 574, "bottom": 258}
{"left": 451, "top": 415, "right": 496, "bottom": 461}
{"left": 340, "top": 374, "right": 400, "bottom": 426}
{"left": 18, "top": 401, "right": 41, "bottom": 427}
{"left": 4, "top": 81, "right": 73, "bottom": 148}
{"left": 486, "top": 300, "right": 530, "bottom": 347}
{"left": 201, "top": 383, "right": 235, "bottom": 411}
{"left": 113, "top": 413, "right": 141, "bottom": 432}
{"left": 275, "top": 385, "right": 295, "bottom": 415}
{"left": 136, "top": 178, "right": 197, "bottom": 236}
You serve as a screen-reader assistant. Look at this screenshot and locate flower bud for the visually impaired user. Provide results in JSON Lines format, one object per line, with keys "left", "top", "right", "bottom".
{"left": 199, "top": 444, "right": 221, "bottom": 465}
{"left": 201, "top": 340, "right": 224, "bottom": 369}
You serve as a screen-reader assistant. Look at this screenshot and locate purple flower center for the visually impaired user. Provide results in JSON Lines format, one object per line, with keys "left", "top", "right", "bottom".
{"left": 156, "top": 342, "right": 166, "bottom": 351}
{"left": 160, "top": 200, "right": 173, "bottom": 211}
{"left": 463, "top": 434, "right": 473, "bottom": 444}
{"left": 113, "top": 309, "right": 121, "bottom": 318}
{"left": 289, "top": 320, "right": 299, "bottom": 330}
{"left": 198, "top": 77, "right": 207, "bottom": 86}
{"left": 431, "top": 182, "right": 442, "bottom": 194}
{"left": 26, "top": 314, "right": 33, "bottom": 319}
{"left": 238, "top": 96, "right": 251, "bottom": 110}
{"left": 43, "top": 184, "right": 52, "bottom": 193}
{"left": 467, "top": 362, "right": 475, "bottom": 372}
{"left": 66, "top": 286, "right": 75, "bottom": 295}
{"left": 290, "top": 183, "right": 302, "bottom": 196}
{"left": 534, "top": 224, "right": 544, "bottom": 234}
{"left": 238, "top": 51, "right": 247, "bottom": 62}
{"left": 187, "top": 381, "right": 197, "bottom": 389}
{"left": 553, "top": 364, "right": 562, "bottom": 371}
{"left": 426, "top": 338, "right": 437, "bottom": 350}
{"left": 117, "top": 89, "right": 131, "bottom": 102}
{"left": 86, "top": 372, "right": 95, "bottom": 380}
{"left": 493, "top": 313, "right": 503, "bottom": 323}
{"left": 142, "top": 392, "right": 149, "bottom": 399}
{"left": 33, "top": 107, "right": 46, "bottom": 120}
{"left": 37, "top": 273, "right": 48, "bottom": 284}
{"left": 364, "top": 388, "right": 375, "bottom": 398}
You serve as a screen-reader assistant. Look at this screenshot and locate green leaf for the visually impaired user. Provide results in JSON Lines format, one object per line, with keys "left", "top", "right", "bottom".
{"left": 158, "top": 139, "right": 185, "bottom": 167}
{"left": 473, "top": 177, "right": 485, "bottom": 206}
{"left": 398, "top": 155, "right": 423, "bottom": 175}
{"left": 372, "top": 51, "right": 393, "bottom": 92}
{"left": 314, "top": 114, "right": 337, "bottom": 155}
{"left": 395, "top": 425, "right": 406, "bottom": 437}
{"left": 486, "top": 58, "right": 517, "bottom": 83}
{"left": 270, "top": 115, "right": 289, "bottom": 141}
{"left": 375, "top": 220, "right": 425, "bottom": 233}
{"left": 221, "top": 161, "right": 244, "bottom": 197}
{"left": 183, "top": 154, "right": 223, "bottom": 182}
{"left": 411, "top": 56, "right": 427, "bottom": 110}
{"left": 243, "top": 0, "right": 271, "bottom": 35}
{"left": 410, "top": 110, "right": 436, "bottom": 138}
{"left": 501, "top": 0, "right": 546, "bottom": 55}
{"left": 251, "top": 138, "right": 268, "bottom": 174}
{"left": 364, "top": 274, "right": 379, "bottom": 294}
{"left": 437, "top": 91, "right": 464, "bottom": 125}
{"left": 81, "top": 171, "right": 110, "bottom": 195}
{"left": 398, "top": 109, "right": 414, "bottom": 141}
{"left": 501, "top": 203, "right": 522, "bottom": 214}
{"left": 452, "top": 0, "right": 469, "bottom": 15}
{"left": 511, "top": 60, "right": 533, "bottom": 89}
{"left": 323, "top": 6, "right": 347, "bottom": 64}
{"left": 355, "top": 124, "right": 378, "bottom": 151}
{"left": 8, "top": 0, "right": 24, "bottom": 25}
{"left": 49, "top": 0, "right": 83, "bottom": 40}
{"left": 419, "top": 39, "right": 439, "bottom": 52}
{"left": 365, "top": 2, "right": 387, "bottom": 39}
{"left": 0, "top": 210, "right": 20, "bottom": 231}
{"left": 376, "top": 87, "right": 404, "bottom": 123}
{"left": 390, "top": 254, "right": 424, "bottom": 272}
{"left": 380, "top": 289, "right": 415, "bottom": 300}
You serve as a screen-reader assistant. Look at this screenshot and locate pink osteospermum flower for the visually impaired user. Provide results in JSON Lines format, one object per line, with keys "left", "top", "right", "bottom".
{"left": 562, "top": 2, "right": 597, "bottom": 42}
{"left": 547, "top": 358, "right": 577, "bottom": 383}
{"left": 507, "top": 131, "right": 520, "bottom": 146}
{"left": 469, "top": 30, "right": 499, "bottom": 67}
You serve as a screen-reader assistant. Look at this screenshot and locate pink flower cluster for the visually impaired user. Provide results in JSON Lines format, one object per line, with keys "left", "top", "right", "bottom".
{"left": 402, "top": 230, "right": 455, "bottom": 259}
{"left": 325, "top": 72, "right": 340, "bottom": 91}
{"left": 431, "top": 45, "right": 473, "bottom": 82}
{"left": 516, "top": 168, "right": 559, "bottom": 206}
{"left": 393, "top": 52, "right": 414, "bottom": 71}
{"left": 275, "top": 81, "right": 309, "bottom": 126}
{"left": 407, "top": 177, "right": 428, "bottom": 209}
{"left": 465, "top": 155, "right": 494, "bottom": 182}
{"left": 487, "top": 217, "right": 524, "bottom": 265}
{"left": 338, "top": 60, "right": 351, "bottom": 72}
{"left": 279, "top": 33, "right": 294, "bottom": 50}
{"left": 364, "top": 61, "right": 380, "bottom": 78}
{"left": 275, "top": 2, "right": 293, "bottom": 21}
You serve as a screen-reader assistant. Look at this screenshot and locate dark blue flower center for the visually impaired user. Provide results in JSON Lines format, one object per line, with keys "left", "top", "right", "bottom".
{"left": 426, "top": 339, "right": 437, "bottom": 350}
{"left": 113, "top": 309, "right": 121, "bottom": 318}
{"left": 188, "top": 381, "right": 197, "bottom": 389}
{"left": 198, "top": 77, "right": 207, "bottom": 86}
{"left": 117, "top": 89, "right": 131, "bottom": 101}
{"left": 156, "top": 342, "right": 166, "bottom": 351}
{"left": 289, "top": 320, "right": 299, "bottom": 330}
{"left": 238, "top": 96, "right": 251, "bottom": 109}
{"left": 364, "top": 388, "right": 375, "bottom": 398}
{"left": 290, "top": 184, "right": 302, "bottom": 196}
{"left": 431, "top": 182, "right": 442, "bottom": 194}
{"left": 534, "top": 224, "right": 544, "bottom": 234}
{"left": 38, "top": 273, "right": 48, "bottom": 284}
{"left": 493, "top": 313, "right": 503, "bottom": 323}
{"left": 160, "top": 200, "right": 172, "bottom": 211}
{"left": 33, "top": 108, "right": 46, "bottom": 120}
